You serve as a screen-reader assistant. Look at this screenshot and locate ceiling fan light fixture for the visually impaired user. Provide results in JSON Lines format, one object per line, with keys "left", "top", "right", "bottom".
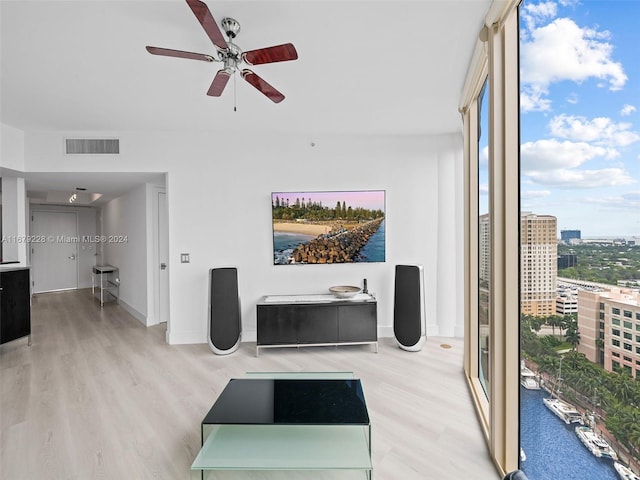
{"left": 221, "top": 17, "right": 240, "bottom": 39}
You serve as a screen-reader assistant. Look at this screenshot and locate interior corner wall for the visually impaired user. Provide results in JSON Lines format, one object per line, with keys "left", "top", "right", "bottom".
{"left": 101, "top": 183, "right": 148, "bottom": 324}
{"left": 435, "top": 133, "right": 465, "bottom": 337}
{"left": 23, "top": 130, "right": 463, "bottom": 344}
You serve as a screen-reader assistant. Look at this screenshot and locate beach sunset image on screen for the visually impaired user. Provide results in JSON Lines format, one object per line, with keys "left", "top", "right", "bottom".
{"left": 271, "top": 190, "right": 385, "bottom": 265}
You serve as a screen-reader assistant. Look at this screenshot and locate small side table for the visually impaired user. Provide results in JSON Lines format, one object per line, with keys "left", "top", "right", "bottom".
{"left": 92, "top": 265, "right": 119, "bottom": 307}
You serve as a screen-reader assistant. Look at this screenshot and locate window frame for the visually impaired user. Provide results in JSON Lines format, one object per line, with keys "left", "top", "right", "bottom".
{"left": 461, "top": 0, "right": 521, "bottom": 475}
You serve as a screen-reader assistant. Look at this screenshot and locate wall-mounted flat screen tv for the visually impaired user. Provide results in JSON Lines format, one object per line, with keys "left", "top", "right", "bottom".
{"left": 272, "top": 190, "right": 385, "bottom": 265}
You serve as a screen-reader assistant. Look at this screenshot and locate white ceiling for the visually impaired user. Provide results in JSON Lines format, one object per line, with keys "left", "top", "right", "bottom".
{"left": 0, "top": 0, "right": 491, "bottom": 202}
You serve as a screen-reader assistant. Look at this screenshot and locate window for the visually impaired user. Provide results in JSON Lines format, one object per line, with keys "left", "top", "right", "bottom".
{"left": 478, "top": 80, "right": 490, "bottom": 399}
{"left": 462, "top": 0, "right": 520, "bottom": 474}
{"left": 518, "top": 0, "right": 640, "bottom": 461}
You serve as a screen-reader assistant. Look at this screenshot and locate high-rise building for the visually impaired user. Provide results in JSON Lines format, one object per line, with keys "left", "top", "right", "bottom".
{"left": 479, "top": 213, "right": 490, "bottom": 284}
{"left": 521, "top": 212, "right": 557, "bottom": 316}
{"left": 561, "top": 229, "right": 581, "bottom": 243}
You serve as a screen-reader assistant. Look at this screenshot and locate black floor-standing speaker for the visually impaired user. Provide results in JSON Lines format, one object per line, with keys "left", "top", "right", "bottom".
{"left": 393, "top": 264, "right": 426, "bottom": 351}
{"left": 208, "top": 267, "right": 241, "bottom": 355}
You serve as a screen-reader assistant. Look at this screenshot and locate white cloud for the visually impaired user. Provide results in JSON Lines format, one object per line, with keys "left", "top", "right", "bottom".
{"left": 548, "top": 114, "right": 640, "bottom": 147}
{"left": 521, "top": 139, "right": 607, "bottom": 171}
{"left": 521, "top": 190, "right": 552, "bottom": 199}
{"left": 480, "top": 145, "right": 489, "bottom": 165}
{"left": 566, "top": 92, "right": 579, "bottom": 105}
{"left": 582, "top": 191, "right": 640, "bottom": 209}
{"left": 621, "top": 104, "right": 637, "bottom": 116}
{"left": 521, "top": 17, "right": 627, "bottom": 112}
{"left": 521, "top": 90, "right": 552, "bottom": 112}
{"left": 521, "top": 1, "right": 558, "bottom": 31}
{"left": 526, "top": 167, "right": 635, "bottom": 188}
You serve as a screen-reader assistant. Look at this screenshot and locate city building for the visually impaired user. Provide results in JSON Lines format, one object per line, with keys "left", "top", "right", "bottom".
{"left": 556, "top": 294, "right": 578, "bottom": 315}
{"left": 521, "top": 212, "right": 558, "bottom": 316}
{"left": 479, "top": 213, "right": 490, "bottom": 284}
{"left": 557, "top": 253, "right": 577, "bottom": 269}
{"left": 560, "top": 229, "right": 581, "bottom": 243}
{"left": 577, "top": 286, "right": 640, "bottom": 378}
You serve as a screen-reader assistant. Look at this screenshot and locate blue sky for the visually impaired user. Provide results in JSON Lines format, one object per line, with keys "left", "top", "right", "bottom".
{"left": 481, "top": 0, "right": 639, "bottom": 238}
{"left": 519, "top": 0, "right": 640, "bottom": 237}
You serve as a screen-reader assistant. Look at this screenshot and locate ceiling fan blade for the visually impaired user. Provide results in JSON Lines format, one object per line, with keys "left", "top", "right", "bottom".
{"left": 146, "top": 46, "right": 214, "bottom": 62}
{"left": 242, "top": 43, "right": 298, "bottom": 66}
{"left": 185, "top": 0, "right": 228, "bottom": 51}
{"left": 241, "top": 69, "right": 285, "bottom": 103}
{"left": 207, "top": 70, "right": 231, "bottom": 96}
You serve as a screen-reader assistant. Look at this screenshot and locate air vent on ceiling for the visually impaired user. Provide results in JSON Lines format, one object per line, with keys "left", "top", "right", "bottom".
{"left": 65, "top": 138, "right": 120, "bottom": 155}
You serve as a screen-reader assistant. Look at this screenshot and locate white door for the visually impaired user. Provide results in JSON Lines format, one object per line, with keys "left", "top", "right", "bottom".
{"left": 158, "top": 192, "right": 169, "bottom": 323}
{"left": 31, "top": 211, "right": 79, "bottom": 293}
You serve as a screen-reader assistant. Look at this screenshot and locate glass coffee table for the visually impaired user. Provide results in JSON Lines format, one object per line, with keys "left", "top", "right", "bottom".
{"left": 191, "top": 373, "right": 372, "bottom": 479}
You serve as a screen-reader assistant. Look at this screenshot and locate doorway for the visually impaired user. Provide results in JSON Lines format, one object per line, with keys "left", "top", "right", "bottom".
{"left": 31, "top": 210, "right": 79, "bottom": 293}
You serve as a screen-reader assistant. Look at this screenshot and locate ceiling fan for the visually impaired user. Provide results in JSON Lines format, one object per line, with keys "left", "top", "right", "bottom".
{"left": 146, "top": 0, "right": 298, "bottom": 103}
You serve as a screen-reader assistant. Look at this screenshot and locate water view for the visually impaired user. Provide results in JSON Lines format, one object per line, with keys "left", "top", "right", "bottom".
{"left": 521, "top": 387, "right": 618, "bottom": 480}
{"left": 354, "top": 220, "right": 385, "bottom": 263}
{"left": 273, "top": 232, "right": 315, "bottom": 265}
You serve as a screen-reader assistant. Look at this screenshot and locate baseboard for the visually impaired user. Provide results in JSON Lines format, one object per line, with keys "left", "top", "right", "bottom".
{"left": 118, "top": 299, "right": 147, "bottom": 326}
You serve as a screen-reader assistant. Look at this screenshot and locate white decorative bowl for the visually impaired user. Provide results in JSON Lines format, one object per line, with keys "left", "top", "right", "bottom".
{"left": 329, "top": 285, "right": 361, "bottom": 298}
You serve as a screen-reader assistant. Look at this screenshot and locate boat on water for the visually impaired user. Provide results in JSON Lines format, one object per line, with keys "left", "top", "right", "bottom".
{"left": 520, "top": 360, "right": 541, "bottom": 390}
{"left": 575, "top": 426, "right": 618, "bottom": 460}
{"left": 543, "top": 397, "right": 584, "bottom": 425}
{"left": 614, "top": 462, "right": 640, "bottom": 480}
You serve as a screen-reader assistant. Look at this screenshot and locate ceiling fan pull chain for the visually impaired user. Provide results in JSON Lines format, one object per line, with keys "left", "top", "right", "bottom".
{"left": 233, "top": 71, "right": 237, "bottom": 111}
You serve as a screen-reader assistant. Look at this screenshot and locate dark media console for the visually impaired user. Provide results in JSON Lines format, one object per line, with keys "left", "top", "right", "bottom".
{"left": 256, "top": 294, "right": 377, "bottom": 356}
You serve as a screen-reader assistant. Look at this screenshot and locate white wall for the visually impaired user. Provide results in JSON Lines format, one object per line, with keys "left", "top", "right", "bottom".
{"left": 22, "top": 129, "right": 463, "bottom": 344}
{"left": 101, "top": 183, "right": 149, "bottom": 324}
{"left": 1, "top": 176, "right": 28, "bottom": 264}
{"left": 1, "top": 123, "right": 25, "bottom": 171}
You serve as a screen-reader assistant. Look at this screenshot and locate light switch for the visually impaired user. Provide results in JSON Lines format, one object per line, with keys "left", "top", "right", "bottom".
{"left": 180, "top": 253, "right": 190, "bottom": 263}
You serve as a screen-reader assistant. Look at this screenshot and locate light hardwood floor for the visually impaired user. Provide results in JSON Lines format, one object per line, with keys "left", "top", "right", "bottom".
{"left": 1, "top": 289, "right": 499, "bottom": 480}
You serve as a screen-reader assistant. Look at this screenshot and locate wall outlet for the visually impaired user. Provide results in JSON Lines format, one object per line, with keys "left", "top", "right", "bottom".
{"left": 180, "top": 253, "right": 190, "bottom": 263}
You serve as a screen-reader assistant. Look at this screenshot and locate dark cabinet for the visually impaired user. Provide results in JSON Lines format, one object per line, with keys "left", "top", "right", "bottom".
{"left": 0, "top": 267, "right": 31, "bottom": 346}
{"left": 256, "top": 295, "right": 377, "bottom": 355}
{"left": 337, "top": 305, "right": 377, "bottom": 342}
